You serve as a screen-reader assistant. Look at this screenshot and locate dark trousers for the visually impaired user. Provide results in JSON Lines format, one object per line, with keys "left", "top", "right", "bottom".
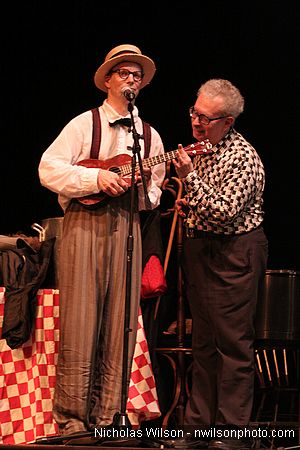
{"left": 182, "top": 227, "right": 268, "bottom": 428}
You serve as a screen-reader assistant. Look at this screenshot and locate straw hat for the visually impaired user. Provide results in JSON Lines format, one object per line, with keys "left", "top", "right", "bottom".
{"left": 94, "top": 44, "right": 156, "bottom": 92}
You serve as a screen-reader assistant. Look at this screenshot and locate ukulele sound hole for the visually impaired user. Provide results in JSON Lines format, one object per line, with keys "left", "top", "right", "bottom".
{"left": 109, "top": 167, "right": 121, "bottom": 175}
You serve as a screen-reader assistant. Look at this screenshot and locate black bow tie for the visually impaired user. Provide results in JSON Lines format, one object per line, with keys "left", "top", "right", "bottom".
{"left": 109, "top": 118, "right": 132, "bottom": 128}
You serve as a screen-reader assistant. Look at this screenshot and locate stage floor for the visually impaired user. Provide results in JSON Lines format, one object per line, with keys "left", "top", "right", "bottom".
{"left": 1, "top": 432, "right": 299, "bottom": 450}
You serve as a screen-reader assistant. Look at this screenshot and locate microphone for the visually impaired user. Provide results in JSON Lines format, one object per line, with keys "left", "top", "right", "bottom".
{"left": 122, "top": 87, "right": 135, "bottom": 101}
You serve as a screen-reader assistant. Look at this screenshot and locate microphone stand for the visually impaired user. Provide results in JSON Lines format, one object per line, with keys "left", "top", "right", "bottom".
{"left": 107, "top": 98, "right": 154, "bottom": 447}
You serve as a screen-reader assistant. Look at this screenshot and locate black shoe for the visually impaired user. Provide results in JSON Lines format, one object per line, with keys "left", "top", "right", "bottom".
{"left": 61, "top": 430, "right": 101, "bottom": 446}
{"left": 162, "top": 434, "right": 209, "bottom": 448}
{"left": 208, "top": 437, "right": 254, "bottom": 450}
{"left": 35, "top": 431, "right": 100, "bottom": 446}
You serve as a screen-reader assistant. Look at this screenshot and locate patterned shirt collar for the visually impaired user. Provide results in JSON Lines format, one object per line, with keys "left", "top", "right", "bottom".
{"left": 213, "top": 127, "right": 236, "bottom": 152}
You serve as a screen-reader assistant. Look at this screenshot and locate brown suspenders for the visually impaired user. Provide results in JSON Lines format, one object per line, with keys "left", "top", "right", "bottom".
{"left": 90, "top": 108, "right": 102, "bottom": 159}
{"left": 90, "top": 107, "right": 151, "bottom": 159}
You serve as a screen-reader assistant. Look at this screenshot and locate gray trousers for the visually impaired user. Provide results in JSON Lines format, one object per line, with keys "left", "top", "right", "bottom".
{"left": 53, "top": 197, "right": 142, "bottom": 434}
{"left": 182, "top": 227, "right": 268, "bottom": 428}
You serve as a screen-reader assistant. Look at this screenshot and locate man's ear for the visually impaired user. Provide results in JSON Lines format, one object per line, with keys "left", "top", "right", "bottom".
{"left": 225, "top": 116, "right": 235, "bottom": 130}
{"left": 104, "top": 74, "right": 111, "bottom": 90}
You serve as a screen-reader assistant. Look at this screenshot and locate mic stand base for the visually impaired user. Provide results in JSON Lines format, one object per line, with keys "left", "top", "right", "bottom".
{"left": 99, "top": 413, "right": 171, "bottom": 448}
{"left": 35, "top": 425, "right": 172, "bottom": 448}
{"left": 93, "top": 412, "right": 149, "bottom": 447}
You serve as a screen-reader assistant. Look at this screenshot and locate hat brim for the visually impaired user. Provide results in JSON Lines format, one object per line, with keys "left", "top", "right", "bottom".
{"left": 94, "top": 54, "right": 156, "bottom": 92}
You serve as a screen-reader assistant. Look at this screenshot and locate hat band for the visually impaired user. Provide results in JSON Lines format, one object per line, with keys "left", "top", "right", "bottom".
{"left": 107, "top": 50, "right": 139, "bottom": 61}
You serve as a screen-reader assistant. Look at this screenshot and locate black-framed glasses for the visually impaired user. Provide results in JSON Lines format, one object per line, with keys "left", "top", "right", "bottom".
{"left": 110, "top": 68, "right": 144, "bottom": 82}
{"left": 189, "top": 106, "right": 227, "bottom": 125}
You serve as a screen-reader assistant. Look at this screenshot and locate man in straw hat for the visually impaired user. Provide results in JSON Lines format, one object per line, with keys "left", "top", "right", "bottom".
{"left": 39, "top": 44, "right": 165, "bottom": 436}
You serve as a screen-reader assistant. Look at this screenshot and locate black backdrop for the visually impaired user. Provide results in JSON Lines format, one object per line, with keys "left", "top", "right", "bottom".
{"left": 1, "top": 1, "right": 299, "bottom": 269}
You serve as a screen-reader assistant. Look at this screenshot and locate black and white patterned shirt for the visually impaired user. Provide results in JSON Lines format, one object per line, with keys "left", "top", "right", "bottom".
{"left": 183, "top": 128, "right": 265, "bottom": 235}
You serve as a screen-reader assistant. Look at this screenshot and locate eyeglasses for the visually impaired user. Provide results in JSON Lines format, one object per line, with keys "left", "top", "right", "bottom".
{"left": 110, "top": 68, "right": 144, "bottom": 82}
{"left": 189, "top": 106, "right": 227, "bottom": 125}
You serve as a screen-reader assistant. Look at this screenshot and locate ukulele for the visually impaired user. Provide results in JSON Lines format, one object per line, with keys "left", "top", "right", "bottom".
{"left": 76, "top": 139, "right": 212, "bottom": 208}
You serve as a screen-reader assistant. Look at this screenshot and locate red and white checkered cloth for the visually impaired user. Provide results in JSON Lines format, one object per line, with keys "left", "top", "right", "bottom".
{"left": 0, "top": 288, "right": 160, "bottom": 444}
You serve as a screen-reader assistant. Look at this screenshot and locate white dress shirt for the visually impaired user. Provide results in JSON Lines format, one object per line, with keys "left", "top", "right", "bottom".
{"left": 39, "top": 100, "right": 166, "bottom": 211}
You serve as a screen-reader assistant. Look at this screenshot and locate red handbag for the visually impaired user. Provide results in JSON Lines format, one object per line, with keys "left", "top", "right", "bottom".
{"left": 141, "top": 255, "right": 167, "bottom": 299}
